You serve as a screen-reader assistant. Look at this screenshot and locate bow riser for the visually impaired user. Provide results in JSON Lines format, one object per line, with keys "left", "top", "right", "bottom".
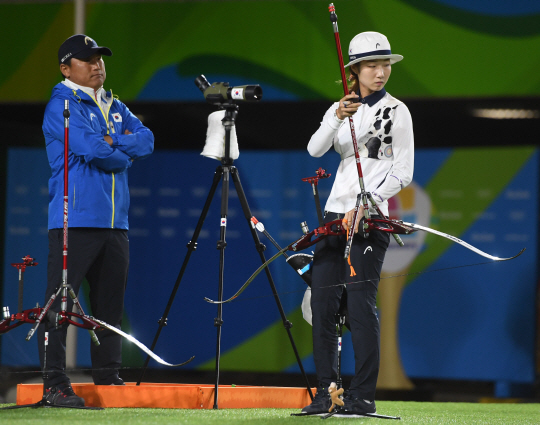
{"left": 290, "top": 219, "right": 346, "bottom": 252}
{"left": 365, "top": 218, "right": 417, "bottom": 235}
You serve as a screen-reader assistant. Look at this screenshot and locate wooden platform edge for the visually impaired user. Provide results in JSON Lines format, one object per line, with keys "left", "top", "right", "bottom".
{"left": 17, "top": 383, "right": 315, "bottom": 409}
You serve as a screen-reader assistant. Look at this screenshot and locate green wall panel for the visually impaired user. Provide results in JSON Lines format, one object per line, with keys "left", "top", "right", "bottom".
{"left": 2, "top": 1, "right": 539, "bottom": 101}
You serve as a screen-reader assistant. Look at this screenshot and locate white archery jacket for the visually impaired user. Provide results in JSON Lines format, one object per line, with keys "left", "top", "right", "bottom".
{"left": 307, "top": 89, "right": 414, "bottom": 217}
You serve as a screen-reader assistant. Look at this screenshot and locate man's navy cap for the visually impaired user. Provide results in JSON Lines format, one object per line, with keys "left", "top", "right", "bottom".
{"left": 58, "top": 34, "right": 112, "bottom": 65}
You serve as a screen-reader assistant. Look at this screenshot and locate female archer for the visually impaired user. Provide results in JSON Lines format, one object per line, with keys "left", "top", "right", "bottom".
{"left": 303, "top": 31, "right": 414, "bottom": 415}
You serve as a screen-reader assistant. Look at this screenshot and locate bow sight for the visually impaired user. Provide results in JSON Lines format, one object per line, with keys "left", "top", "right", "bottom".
{"left": 194, "top": 74, "right": 263, "bottom": 104}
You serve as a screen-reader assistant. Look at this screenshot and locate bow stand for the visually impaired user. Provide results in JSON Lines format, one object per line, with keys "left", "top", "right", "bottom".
{"left": 25, "top": 100, "right": 102, "bottom": 346}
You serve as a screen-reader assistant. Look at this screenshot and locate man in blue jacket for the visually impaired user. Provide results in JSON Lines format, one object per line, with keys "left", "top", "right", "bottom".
{"left": 38, "top": 34, "right": 154, "bottom": 407}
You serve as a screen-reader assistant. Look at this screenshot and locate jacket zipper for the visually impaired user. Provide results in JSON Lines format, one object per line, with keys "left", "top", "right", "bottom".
{"left": 90, "top": 91, "right": 115, "bottom": 228}
{"left": 111, "top": 173, "right": 115, "bottom": 228}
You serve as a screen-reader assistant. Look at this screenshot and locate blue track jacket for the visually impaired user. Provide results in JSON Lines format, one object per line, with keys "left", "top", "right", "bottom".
{"left": 43, "top": 83, "right": 154, "bottom": 230}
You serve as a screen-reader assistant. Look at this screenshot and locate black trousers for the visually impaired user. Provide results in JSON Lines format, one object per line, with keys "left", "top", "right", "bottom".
{"left": 38, "top": 228, "right": 129, "bottom": 387}
{"left": 311, "top": 212, "right": 390, "bottom": 400}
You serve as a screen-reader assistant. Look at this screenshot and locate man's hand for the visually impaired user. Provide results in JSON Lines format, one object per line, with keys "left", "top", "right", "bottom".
{"left": 104, "top": 129, "right": 131, "bottom": 146}
{"left": 123, "top": 129, "right": 134, "bottom": 161}
{"left": 343, "top": 206, "right": 364, "bottom": 234}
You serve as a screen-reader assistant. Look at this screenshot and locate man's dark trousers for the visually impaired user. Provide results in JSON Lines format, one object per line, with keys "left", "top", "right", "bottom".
{"left": 38, "top": 228, "right": 129, "bottom": 388}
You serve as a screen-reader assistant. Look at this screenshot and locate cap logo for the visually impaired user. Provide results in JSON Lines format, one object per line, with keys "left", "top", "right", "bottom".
{"left": 84, "top": 36, "right": 94, "bottom": 45}
{"left": 61, "top": 53, "right": 72, "bottom": 63}
{"left": 376, "top": 43, "right": 380, "bottom": 49}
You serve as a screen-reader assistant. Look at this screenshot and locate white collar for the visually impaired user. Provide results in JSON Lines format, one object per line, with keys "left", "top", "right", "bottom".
{"left": 62, "top": 79, "right": 113, "bottom": 111}
{"left": 62, "top": 79, "right": 105, "bottom": 100}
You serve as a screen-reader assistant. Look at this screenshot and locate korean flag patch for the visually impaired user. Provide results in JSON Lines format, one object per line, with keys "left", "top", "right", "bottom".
{"left": 112, "top": 113, "right": 122, "bottom": 122}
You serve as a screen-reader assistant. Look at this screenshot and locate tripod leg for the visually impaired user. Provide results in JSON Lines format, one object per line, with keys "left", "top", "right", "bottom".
{"left": 66, "top": 285, "right": 99, "bottom": 346}
{"left": 213, "top": 165, "right": 231, "bottom": 409}
{"left": 230, "top": 167, "right": 314, "bottom": 401}
{"left": 136, "top": 165, "right": 224, "bottom": 386}
{"left": 26, "top": 283, "right": 65, "bottom": 341}
{"left": 367, "top": 192, "right": 404, "bottom": 246}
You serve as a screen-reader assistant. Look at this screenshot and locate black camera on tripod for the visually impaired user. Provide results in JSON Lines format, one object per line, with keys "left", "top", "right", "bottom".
{"left": 194, "top": 74, "right": 263, "bottom": 104}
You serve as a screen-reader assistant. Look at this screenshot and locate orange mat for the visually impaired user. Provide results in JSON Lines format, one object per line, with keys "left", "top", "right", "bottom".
{"left": 17, "top": 383, "right": 314, "bottom": 409}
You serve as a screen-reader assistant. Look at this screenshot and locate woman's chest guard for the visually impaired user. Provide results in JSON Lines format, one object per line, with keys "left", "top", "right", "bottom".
{"left": 358, "top": 101, "right": 400, "bottom": 161}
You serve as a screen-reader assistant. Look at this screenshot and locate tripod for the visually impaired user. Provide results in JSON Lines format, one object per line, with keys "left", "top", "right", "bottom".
{"left": 137, "top": 103, "right": 313, "bottom": 408}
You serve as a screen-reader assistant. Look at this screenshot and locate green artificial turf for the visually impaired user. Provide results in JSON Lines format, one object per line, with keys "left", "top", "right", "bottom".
{"left": 1, "top": 401, "right": 539, "bottom": 424}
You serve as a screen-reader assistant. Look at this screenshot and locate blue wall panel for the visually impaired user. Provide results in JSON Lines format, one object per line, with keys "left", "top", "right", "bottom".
{"left": 2, "top": 148, "right": 537, "bottom": 387}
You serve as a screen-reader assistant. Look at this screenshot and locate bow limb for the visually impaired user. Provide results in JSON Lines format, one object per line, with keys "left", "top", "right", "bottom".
{"left": 401, "top": 221, "right": 526, "bottom": 261}
{"left": 205, "top": 219, "right": 345, "bottom": 304}
{"left": 91, "top": 317, "right": 195, "bottom": 367}
{"left": 204, "top": 247, "right": 289, "bottom": 305}
{"left": 204, "top": 211, "right": 525, "bottom": 306}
